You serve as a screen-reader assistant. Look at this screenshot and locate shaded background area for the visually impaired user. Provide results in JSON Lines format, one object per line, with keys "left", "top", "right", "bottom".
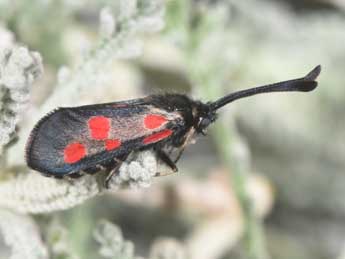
{"left": 0, "top": 0, "right": 344, "bottom": 258}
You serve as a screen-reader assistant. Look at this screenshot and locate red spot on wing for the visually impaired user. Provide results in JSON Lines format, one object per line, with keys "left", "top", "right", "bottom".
{"left": 105, "top": 139, "right": 121, "bottom": 151}
{"left": 88, "top": 116, "right": 110, "bottom": 140}
{"left": 143, "top": 129, "right": 173, "bottom": 144}
{"left": 144, "top": 114, "right": 168, "bottom": 129}
{"left": 64, "top": 142, "right": 86, "bottom": 163}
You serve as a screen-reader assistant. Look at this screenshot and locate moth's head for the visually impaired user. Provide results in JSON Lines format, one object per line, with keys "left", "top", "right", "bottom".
{"left": 194, "top": 102, "right": 218, "bottom": 134}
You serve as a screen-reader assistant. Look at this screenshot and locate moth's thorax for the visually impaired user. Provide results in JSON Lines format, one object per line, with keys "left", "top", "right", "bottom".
{"left": 149, "top": 93, "right": 195, "bottom": 124}
{"left": 148, "top": 94, "right": 217, "bottom": 135}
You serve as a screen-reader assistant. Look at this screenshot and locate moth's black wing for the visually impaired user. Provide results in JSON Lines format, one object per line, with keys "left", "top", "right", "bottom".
{"left": 26, "top": 96, "right": 186, "bottom": 177}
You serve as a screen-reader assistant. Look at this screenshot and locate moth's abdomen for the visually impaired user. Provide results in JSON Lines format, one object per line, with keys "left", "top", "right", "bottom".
{"left": 26, "top": 109, "right": 84, "bottom": 175}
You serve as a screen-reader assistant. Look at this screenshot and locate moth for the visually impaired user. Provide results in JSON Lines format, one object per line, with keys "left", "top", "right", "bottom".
{"left": 26, "top": 65, "right": 321, "bottom": 187}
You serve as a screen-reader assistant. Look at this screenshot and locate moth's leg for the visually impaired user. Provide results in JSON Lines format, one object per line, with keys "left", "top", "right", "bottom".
{"left": 173, "top": 128, "right": 195, "bottom": 163}
{"left": 155, "top": 149, "right": 178, "bottom": 177}
{"left": 104, "top": 154, "right": 129, "bottom": 189}
{"left": 173, "top": 147, "right": 185, "bottom": 164}
{"left": 104, "top": 163, "right": 122, "bottom": 189}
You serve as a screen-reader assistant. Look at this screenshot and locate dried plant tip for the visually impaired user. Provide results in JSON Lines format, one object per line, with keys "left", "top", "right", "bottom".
{"left": 100, "top": 7, "right": 116, "bottom": 38}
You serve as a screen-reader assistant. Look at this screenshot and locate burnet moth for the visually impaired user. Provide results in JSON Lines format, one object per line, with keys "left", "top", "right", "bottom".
{"left": 26, "top": 65, "right": 321, "bottom": 187}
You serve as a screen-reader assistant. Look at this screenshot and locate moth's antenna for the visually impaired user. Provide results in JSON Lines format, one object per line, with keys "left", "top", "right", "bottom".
{"left": 210, "top": 65, "right": 321, "bottom": 111}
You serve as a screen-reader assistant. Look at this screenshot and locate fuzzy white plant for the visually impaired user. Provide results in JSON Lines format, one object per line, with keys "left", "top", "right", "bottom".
{"left": 0, "top": 209, "right": 49, "bottom": 259}
{"left": 87, "top": 220, "right": 188, "bottom": 259}
{"left": 109, "top": 150, "right": 158, "bottom": 189}
{"left": 94, "top": 220, "right": 140, "bottom": 259}
{"left": 0, "top": 150, "right": 159, "bottom": 214}
{"left": 0, "top": 28, "right": 43, "bottom": 154}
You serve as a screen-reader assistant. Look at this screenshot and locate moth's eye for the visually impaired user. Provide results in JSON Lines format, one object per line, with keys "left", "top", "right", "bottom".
{"left": 198, "top": 118, "right": 211, "bottom": 129}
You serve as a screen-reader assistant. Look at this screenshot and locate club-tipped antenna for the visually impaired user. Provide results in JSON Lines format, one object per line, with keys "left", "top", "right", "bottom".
{"left": 210, "top": 65, "right": 321, "bottom": 111}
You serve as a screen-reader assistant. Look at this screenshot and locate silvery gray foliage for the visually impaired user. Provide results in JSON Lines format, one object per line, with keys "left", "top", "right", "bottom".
{"left": 0, "top": 43, "right": 43, "bottom": 154}
{"left": 108, "top": 150, "right": 158, "bottom": 189}
{"left": 0, "top": 172, "right": 99, "bottom": 214}
{"left": 0, "top": 150, "right": 159, "bottom": 214}
{"left": 94, "top": 220, "right": 138, "bottom": 259}
{"left": 0, "top": 209, "right": 48, "bottom": 259}
{"left": 94, "top": 221, "right": 188, "bottom": 259}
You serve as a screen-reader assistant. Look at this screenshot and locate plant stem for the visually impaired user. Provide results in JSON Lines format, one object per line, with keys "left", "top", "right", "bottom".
{"left": 212, "top": 121, "right": 269, "bottom": 259}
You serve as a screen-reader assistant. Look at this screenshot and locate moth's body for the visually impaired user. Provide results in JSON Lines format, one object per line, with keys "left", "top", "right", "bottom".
{"left": 25, "top": 66, "right": 321, "bottom": 187}
{"left": 26, "top": 94, "right": 210, "bottom": 183}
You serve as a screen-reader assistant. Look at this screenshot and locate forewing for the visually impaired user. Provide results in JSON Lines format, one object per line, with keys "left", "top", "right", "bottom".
{"left": 26, "top": 100, "right": 184, "bottom": 176}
